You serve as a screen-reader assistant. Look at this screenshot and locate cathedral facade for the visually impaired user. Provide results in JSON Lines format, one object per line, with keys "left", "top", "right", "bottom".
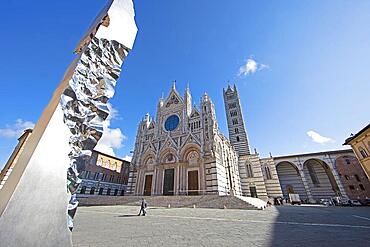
{"left": 128, "top": 83, "right": 282, "bottom": 199}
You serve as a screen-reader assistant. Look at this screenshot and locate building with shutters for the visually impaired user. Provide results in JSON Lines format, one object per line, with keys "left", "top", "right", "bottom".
{"left": 77, "top": 150, "right": 130, "bottom": 197}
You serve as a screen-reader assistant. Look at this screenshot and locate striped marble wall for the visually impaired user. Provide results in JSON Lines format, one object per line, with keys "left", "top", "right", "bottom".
{"left": 276, "top": 162, "right": 308, "bottom": 200}
{"left": 303, "top": 160, "right": 336, "bottom": 200}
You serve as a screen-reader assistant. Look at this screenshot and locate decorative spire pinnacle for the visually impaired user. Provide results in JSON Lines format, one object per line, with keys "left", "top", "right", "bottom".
{"left": 172, "top": 80, "right": 176, "bottom": 90}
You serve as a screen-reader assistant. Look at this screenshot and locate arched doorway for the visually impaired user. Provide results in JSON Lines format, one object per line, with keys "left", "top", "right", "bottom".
{"left": 90, "top": 187, "right": 96, "bottom": 195}
{"left": 276, "top": 161, "right": 307, "bottom": 200}
{"left": 303, "top": 159, "right": 340, "bottom": 200}
{"left": 286, "top": 185, "right": 295, "bottom": 194}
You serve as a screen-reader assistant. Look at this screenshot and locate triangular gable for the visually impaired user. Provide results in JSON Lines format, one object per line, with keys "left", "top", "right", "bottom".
{"left": 181, "top": 132, "right": 201, "bottom": 148}
{"left": 162, "top": 134, "right": 178, "bottom": 150}
{"left": 190, "top": 106, "right": 200, "bottom": 118}
{"left": 148, "top": 120, "right": 155, "bottom": 129}
{"left": 165, "top": 89, "right": 183, "bottom": 108}
{"left": 148, "top": 142, "right": 156, "bottom": 152}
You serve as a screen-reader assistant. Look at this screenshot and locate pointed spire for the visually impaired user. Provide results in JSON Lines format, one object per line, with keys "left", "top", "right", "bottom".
{"left": 172, "top": 80, "right": 176, "bottom": 90}
{"left": 158, "top": 92, "right": 164, "bottom": 108}
{"left": 185, "top": 82, "right": 191, "bottom": 95}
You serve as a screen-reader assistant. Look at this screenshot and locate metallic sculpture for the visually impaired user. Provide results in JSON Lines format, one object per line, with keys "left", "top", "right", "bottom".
{"left": 0, "top": 0, "right": 137, "bottom": 245}
{"left": 62, "top": 36, "right": 131, "bottom": 230}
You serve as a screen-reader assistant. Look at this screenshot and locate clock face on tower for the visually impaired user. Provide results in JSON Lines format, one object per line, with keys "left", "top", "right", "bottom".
{"left": 164, "top": 115, "right": 180, "bottom": 131}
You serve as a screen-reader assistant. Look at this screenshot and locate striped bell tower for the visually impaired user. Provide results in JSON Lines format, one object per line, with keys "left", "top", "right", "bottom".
{"left": 223, "top": 84, "right": 251, "bottom": 156}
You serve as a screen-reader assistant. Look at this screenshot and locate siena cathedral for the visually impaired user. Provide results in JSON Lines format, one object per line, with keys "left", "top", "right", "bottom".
{"left": 127, "top": 83, "right": 282, "bottom": 199}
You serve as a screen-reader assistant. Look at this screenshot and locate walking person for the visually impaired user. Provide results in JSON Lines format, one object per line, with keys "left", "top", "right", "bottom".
{"left": 138, "top": 198, "right": 147, "bottom": 216}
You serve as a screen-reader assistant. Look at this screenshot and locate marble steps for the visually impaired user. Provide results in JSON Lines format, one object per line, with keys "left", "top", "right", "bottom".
{"left": 78, "top": 195, "right": 260, "bottom": 209}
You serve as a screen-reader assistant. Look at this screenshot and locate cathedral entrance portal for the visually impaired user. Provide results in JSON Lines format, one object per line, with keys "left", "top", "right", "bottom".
{"left": 188, "top": 170, "right": 199, "bottom": 195}
{"left": 163, "top": 169, "right": 175, "bottom": 195}
{"left": 143, "top": 175, "right": 152, "bottom": 196}
{"left": 250, "top": 186, "right": 258, "bottom": 198}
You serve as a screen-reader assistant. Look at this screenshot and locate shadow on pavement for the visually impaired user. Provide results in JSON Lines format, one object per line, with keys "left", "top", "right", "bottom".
{"left": 117, "top": 214, "right": 138, "bottom": 217}
{"left": 270, "top": 205, "right": 370, "bottom": 247}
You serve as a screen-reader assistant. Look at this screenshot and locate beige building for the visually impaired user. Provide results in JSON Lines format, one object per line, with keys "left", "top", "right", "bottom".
{"left": 0, "top": 128, "right": 130, "bottom": 197}
{"left": 0, "top": 129, "right": 33, "bottom": 190}
{"left": 344, "top": 123, "right": 370, "bottom": 179}
{"left": 78, "top": 150, "right": 130, "bottom": 197}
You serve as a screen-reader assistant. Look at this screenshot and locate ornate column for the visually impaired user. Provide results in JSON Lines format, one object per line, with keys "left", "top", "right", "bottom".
{"left": 152, "top": 167, "right": 157, "bottom": 195}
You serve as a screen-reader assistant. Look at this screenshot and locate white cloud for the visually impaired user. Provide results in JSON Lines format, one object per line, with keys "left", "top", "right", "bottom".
{"left": 0, "top": 119, "right": 35, "bottom": 138}
{"left": 122, "top": 155, "right": 132, "bottom": 162}
{"left": 238, "top": 57, "right": 269, "bottom": 76}
{"left": 95, "top": 104, "right": 126, "bottom": 156}
{"left": 306, "top": 130, "right": 334, "bottom": 144}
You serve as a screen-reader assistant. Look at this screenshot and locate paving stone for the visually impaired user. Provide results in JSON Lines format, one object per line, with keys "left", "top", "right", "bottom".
{"left": 73, "top": 205, "right": 370, "bottom": 247}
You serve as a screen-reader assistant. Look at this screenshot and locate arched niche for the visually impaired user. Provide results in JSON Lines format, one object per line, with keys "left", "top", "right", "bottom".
{"left": 160, "top": 148, "right": 178, "bottom": 164}
{"left": 276, "top": 161, "right": 307, "bottom": 199}
{"left": 303, "top": 158, "right": 340, "bottom": 199}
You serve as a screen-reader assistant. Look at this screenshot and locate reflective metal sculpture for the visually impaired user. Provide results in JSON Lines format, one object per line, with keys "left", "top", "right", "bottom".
{"left": 61, "top": 36, "right": 130, "bottom": 230}
{"left": 0, "top": 1, "right": 137, "bottom": 245}
{"left": 60, "top": 0, "right": 137, "bottom": 231}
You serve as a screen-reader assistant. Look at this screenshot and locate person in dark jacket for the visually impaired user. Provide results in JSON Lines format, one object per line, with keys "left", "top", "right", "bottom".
{"left": 138, "top": 198, "right": 147, "bottom": 216}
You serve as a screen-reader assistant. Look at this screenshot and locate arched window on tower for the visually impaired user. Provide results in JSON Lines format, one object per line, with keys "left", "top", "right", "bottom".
{"left": 264, "top": 166, "right": 272, "bottom": 180}
{"left": 246, "top": 163, "right": 253, "bottom": 177}
{"left": 235, "top": 128, "right": 239, "bottom": 134}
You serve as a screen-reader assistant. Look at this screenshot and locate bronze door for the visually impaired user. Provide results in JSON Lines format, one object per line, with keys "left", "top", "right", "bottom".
{"left": 163, "top": 169, "right": 174, "bottom": 195}
{"left": 188, "top": 170, "right": 199, "bottom": 195}
{"left": 250, "top": 186, "right": 258, "bottom": 198}
{"left": 144, "top": 175, "right": 152, "bottom": 196}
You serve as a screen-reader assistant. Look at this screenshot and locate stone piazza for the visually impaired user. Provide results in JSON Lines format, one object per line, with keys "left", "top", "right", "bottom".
{"left": 0, "top": 1, "right": 370, "bottom": 247}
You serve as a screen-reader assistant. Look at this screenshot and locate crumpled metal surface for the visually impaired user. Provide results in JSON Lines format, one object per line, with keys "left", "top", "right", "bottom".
{"left": 60, "top": 36, "right": 129, "bottom": 231}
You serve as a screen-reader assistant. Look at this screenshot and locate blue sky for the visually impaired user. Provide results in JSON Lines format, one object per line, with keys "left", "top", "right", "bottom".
{"left": 1, "top": 1, "right": 370, "bottom": 168}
